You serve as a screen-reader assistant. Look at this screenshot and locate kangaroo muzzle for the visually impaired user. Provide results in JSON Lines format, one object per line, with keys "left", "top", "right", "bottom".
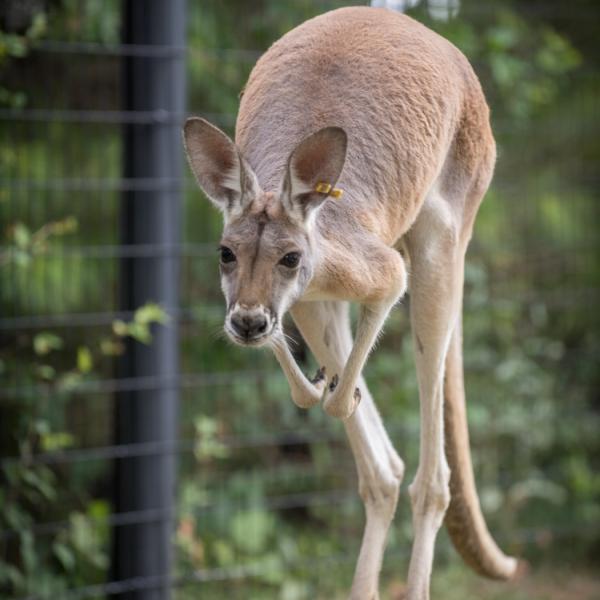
{"left": 225, "top": 304, "right": 274, "bottom": 345}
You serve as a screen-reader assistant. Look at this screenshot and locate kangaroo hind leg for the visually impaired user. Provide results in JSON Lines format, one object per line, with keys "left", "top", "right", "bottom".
{"left": 291, "top": 300, "right": 404, "bottom": 600}
{"left": 404, "top": 188, "right": 465, "bottom": 600}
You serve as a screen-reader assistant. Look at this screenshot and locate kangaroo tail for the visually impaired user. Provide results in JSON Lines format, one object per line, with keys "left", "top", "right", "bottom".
{"left": 443, "top": 317, "right": 520, "bottom": 579}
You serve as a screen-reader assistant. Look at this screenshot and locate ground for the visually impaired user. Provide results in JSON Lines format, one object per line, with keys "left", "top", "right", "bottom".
{"left": 382, "top": 566, "right": 600, "bottom": 600}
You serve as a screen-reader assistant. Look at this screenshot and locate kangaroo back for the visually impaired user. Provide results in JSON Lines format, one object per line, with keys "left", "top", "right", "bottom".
{"left": 236, "top": 6, "right": 489, "bottom": 245}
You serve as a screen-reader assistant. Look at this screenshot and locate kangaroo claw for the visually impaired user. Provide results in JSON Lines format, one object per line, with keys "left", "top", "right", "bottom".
{"left": 328, "top": 373, "right": 339, "bottom": 392}
{"left": 310, "top": 366, "right": 326, "bottom": 385}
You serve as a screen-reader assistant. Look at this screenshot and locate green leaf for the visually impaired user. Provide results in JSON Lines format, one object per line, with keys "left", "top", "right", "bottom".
{"left": 22, "top": 466, "right": 57, "bottom": 501}
{"left": 259, "top": 552, "right": 285, "bottom": 585}
{"left": 13, "top": 248, "right": 31, "bottom": 266}
{"left": 77, "top": 346, "right": 93, "bottom": 373}
{"left": 213, "top": 539, "right": 235, "bottom": 566}
{"left": 5, "top": 504, "right": 29, "bottom": 530}
{"left": 0, "top": 86, "right": 26, "bottom": 108}
{"left": 128, "top": 322, "right": 152, "bottom": 344}
{"left": 112, "top": 319, "right": 128, "bottom": 337}
{"left": 489, "top": 53, "right": 525, "bottom": 88}
{"left": 12, "top": 222, "right": 31, "bottom": 249}
{"left": 1, "top": 34, "right": 27, "bottom": 58}
{"left": 87, "top": 499, "right": 110, "bottom": 520}
{"left": 0, "top": 561, "right": 24, "bottom": 588}
{"left": 59, "top": 371, "right": 82, "bottom": 391}
{"left": 68, "top": 512, "right": 109, "bottom": 570}
{"left": 49, "top": 216, "right": 78, "bottom": 236}
{"left": 35, "top": 364, "right": 56, "bottom": 380}
{"left": 230, "top": 509, "right": 276, "bottom": 554}
{"left": 53, "top": 541, "right": 75, "bottom": 571}
{"left": 27, "top": 13, "right": 47, "bottom": 40}
{"left": 112, "top": 303, "right": 169, "bottom": 344}
{"left": 99, "top": 337, "right": 124, "bottom": 356}
{"left": 194, "top": 415, "right": 228, "bottom": 461}
{"left": 33, "top": 332, "right": 63, "bottom": 356}
{"left": 19, "top": 530, "right": 36, "bottom": 574}
{"left": 40, "top": 431, "right": 75, "bottom": 452}
{"left": 134, "top": 302, "right": 169, "bottom": 326}
{"left": 537, "top": 28, "right": 581, "bottom": 74}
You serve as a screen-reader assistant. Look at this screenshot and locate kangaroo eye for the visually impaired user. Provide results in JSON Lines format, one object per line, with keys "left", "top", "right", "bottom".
{"left": 219, "top": 246, "right": 236, "bottom": 264}
{"left": 280, "top": 252, "right": 300, "bottom": 268}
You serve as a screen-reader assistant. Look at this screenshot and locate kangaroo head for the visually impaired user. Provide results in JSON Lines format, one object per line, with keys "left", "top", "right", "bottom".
{"left": 183, "top": 117, "right": 347, "bottom": 346}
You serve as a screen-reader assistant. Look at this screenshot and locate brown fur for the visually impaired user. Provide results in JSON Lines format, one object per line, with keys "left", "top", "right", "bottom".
{"left": 236, "top": 7, "right": 488, "bottom": 245}
{"left": 184, "top": 6, "right": 517, "bottom": 593}
{"left": 235, "top": 5, "right": 512, "bottom": 583}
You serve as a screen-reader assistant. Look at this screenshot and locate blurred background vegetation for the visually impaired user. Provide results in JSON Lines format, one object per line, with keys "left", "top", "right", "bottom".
{"left": 0, "top": 0, "right": 598, "bottom": 598}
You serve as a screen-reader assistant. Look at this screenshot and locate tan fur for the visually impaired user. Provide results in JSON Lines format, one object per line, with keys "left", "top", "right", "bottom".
{"left": 237, "top": 7, "right": 471, "bottom": 243}
{"left": 184, "top": 7, "right": 518, "bottom": 599}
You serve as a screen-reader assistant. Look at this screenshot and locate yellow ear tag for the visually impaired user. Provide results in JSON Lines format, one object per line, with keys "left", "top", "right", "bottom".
{"left": 314, "top": 182, "right": 332, "bottom": 194}
{"left": 315, "top": 181, "right": 344, "bottom": 199}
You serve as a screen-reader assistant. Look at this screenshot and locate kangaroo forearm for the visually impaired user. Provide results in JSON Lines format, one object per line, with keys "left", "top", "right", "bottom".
{"left": 270, "top": 334, "right": 325, "bottom": 409}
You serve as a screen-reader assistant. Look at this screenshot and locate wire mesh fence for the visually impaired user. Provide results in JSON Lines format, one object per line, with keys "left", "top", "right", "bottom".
{"left": 1, "top": 1, "right": 599, "bottom": 599}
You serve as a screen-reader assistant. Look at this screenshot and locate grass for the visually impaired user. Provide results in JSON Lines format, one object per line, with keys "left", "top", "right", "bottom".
{"left": 381, "top": 565, "right": 600, "bottom": 600}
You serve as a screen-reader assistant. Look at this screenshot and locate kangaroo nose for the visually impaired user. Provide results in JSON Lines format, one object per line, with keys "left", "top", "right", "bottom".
{"left": 230, "top": 312, "right": 268, "bottom": 339}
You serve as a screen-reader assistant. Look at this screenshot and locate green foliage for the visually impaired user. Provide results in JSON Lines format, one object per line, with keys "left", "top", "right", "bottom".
{"left": 0, "top": 13, "right": 46, "bottom": 61}
{"left": 0, "top": 223, "right": 170, "bottom": 597}
{"left": 112, "top": 302, "right": 170, "bottom": 345}
{"left": 44, "top": 0, "right": 120, "bottom": 44}
{"left": 0, "top": 217, "right": 78, "bottom": 268}
{"left": 421, "top": 4, "right": 581, "bottom": 123}
{"left": 0, "top": 12, "right": 46, "bottom": 108}
{"left": 484, "top": 16, "right": 580, "bottom": 120}
{"left": 33, "top": 332, "right": 64, "bottom": 356}
{"left": 194, "top": 415, "right": 229, "bottom": 462}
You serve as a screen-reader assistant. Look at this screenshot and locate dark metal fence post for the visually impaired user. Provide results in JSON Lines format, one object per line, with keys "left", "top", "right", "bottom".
{"left": 113, "top": 2, "right": 186, "bottom": 598}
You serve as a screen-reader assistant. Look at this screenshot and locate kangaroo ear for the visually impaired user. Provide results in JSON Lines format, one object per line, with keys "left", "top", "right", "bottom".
{"left": 281, "top": 127, "right": 347, "bottom": 225}
{"left": 183, "top": 117, "right": 259, "bottom": 219}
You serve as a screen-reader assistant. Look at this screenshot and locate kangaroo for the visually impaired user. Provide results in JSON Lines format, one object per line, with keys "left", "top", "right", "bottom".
{"left": 183, "top": 6, "right": 519, "bottom": 599}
